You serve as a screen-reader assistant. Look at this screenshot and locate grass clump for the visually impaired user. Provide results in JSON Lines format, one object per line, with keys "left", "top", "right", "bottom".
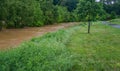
{"left": 0, "top": 26, "right": 80, "bottom": 71}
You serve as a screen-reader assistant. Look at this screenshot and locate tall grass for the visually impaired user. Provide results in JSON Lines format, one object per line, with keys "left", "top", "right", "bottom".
{"left": 0, "top": 26, "right": 80, "bottom": 71}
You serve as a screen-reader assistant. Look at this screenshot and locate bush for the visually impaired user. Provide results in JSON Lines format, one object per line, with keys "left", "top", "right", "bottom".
{"left": 110, "top": 11, "right": 117, "bottom": 19}
{"left": 0, "top": 0, "right": 44, "bottom": 28}
{"left": 0, "top": 26, "right": 80, "bottom": 71}
{"left": 6, "top": 21, "right": 15, "bottom": 29}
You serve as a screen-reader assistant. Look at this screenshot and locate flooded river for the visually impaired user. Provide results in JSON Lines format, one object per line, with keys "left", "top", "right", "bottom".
{"left": 0, "top": 23, "right": 77, "bottom": 49}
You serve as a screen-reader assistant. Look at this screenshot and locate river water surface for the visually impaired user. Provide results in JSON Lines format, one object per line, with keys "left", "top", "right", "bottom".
{"left": 0, "top": 23, "right": 77, "bottom": 49}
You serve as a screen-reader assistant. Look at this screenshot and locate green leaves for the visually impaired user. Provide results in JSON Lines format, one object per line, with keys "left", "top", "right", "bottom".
{"left": 75, "top": 0, "right": 106, "bottom": 21}
{"left": 0, "top": 0, "right": 44, "bottom": 28}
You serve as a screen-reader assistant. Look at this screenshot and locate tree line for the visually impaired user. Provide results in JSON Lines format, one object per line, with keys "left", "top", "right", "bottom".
{"left": 0, "top": 0, "right": 119, "bottom": 30}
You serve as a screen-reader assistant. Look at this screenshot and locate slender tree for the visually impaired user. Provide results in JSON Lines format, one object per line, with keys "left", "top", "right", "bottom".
{"left": 76, "top": 0, "right": 105, "bottom": 33}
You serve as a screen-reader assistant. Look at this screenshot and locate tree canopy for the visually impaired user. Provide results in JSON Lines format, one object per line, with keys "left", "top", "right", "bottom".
{"left": 75, "top": 0, "right": 106, "bottom": 21}
{"left": 0, "top": 0, "right": 119, "bottom": 29}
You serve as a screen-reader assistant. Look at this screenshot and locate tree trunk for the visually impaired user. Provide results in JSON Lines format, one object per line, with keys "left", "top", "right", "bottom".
{"left": 88, "top": 21, "right": 91, "bottom": 33}
{"left": 0, "top": 26, "right": 2, "bottom": 31}
{"left": 0, "top": 21, "right": 2, "bottom": 31}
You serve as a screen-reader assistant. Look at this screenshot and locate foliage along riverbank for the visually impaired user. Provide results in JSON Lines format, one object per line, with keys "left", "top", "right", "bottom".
{"left": 1, "top": 0, "right": 120, "bottom": 30}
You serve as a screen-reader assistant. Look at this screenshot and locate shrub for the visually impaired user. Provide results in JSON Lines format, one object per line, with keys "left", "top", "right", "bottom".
{"left": 6, "top": 21, "right": 15, "bottom": 29}
{"left": 110, "top": 11, "right": 117, "bottom": 19}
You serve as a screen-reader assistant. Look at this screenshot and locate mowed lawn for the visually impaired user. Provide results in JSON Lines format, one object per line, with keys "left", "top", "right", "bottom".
{"left": 67, "top": 22, "right": 120, "bottom": 71}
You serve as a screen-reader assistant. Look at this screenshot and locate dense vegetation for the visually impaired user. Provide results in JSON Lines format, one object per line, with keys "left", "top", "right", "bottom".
{"left": 0, "top": 22, "right": 120, "bottom": 70}
{"left": 0, "top": 0, "right": 120, "bottom": 30}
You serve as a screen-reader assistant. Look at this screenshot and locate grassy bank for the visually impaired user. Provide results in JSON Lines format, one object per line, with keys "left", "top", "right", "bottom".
{"left": 109, "top": 18, "right": 120, "bottom": 24}
{"left": 0, "top": 22, "right": 120, "bottom": 71}
{"left": 67, "top": 22, "right": 120, "bottom": 71}
{"left": 0, "top": 25, "right": 80, "bottom": 71}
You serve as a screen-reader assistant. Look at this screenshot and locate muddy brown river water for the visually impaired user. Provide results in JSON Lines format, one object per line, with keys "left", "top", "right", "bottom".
{"left": 0, "top": 22, "right": 77, "bottom": 49}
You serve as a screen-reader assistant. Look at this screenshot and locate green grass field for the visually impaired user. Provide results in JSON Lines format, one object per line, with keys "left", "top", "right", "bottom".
{"left": 67, "top": 22, "right": 120, "bottom": 71}
{"left": 109, "top": 18, "right": 120, "bottom": 24}
{"left": 0, "top": 22, "right": 120, "bottom": 71}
